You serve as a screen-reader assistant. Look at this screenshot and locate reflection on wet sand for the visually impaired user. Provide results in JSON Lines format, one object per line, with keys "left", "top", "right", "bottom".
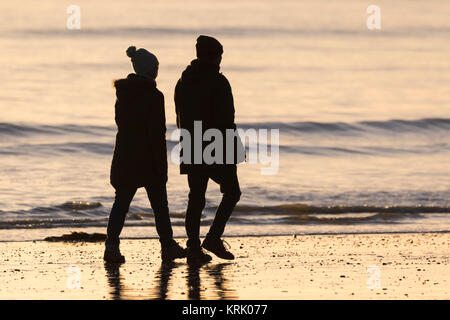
{"left": 187, "top": 263, "right": 202, "bottom": 300}
{"left": 183, "top": 262, "right": 237, "bottom": 300}
{"left": 205, "top": 263, "right": 237, "bottom": 300}
{"left": 153, "top": 261, "right": 181, "bottom": 300}
{"left": 104, "top": 262, "right": 124, "bottom": 300}
{"left": 104, "top": 260, "right": 236, "bottom": 300}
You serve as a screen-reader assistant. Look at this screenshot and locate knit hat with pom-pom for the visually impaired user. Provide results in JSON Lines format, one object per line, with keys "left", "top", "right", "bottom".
{"left": 126, "top": 46, "right": 159, "bottom": 78}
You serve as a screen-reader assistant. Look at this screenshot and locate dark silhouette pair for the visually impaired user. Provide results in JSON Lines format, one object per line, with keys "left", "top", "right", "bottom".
{"left": 104, "top": 36, "right": 243, "bottom": 265}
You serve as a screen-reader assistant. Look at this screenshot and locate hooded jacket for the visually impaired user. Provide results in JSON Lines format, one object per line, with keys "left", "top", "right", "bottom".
{"left": 174, "top": 59, "right": 244, "bottom": 174}
{"left": 110, "top": 73, "right": 168, "bottom": 188}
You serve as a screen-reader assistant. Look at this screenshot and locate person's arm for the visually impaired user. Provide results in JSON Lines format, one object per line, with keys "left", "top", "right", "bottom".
{"left": 149, "top": 92, "right": 168, "bottom": 177}
{"left": 214, "top": 74, "right": 246, "bottom": 164}
{"left": 213, "top": 75, "right": 236, "bottom": 130}
{"left": 114, "top": 100, "right": 120, "bottom": 128}
{"left": 155, "top": 92, "right": 168, "bottom": 153}
{"left": 174, "top": 79, "right": 182, "bottom": 128}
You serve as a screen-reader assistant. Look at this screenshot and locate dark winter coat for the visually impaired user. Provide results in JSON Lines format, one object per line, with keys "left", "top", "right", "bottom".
{"left": 110, "top": 74, "right": 168, "bottom": 188}
{"left": 174, "top": 59, "right": 244, "bottom": 174}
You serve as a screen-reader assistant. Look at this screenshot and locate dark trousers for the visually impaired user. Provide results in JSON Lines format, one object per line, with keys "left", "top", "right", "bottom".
{"left": 185, "top": 165, "right": 241, "bottom": 249}
{"left": 106, "top": 183, "right": 173, "bottom": 247}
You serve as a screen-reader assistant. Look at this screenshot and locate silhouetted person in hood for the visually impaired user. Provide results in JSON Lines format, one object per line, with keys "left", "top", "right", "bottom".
{"left": 104, "top": 46, "right": 186, "bottom": 263}
{"left": 175, "top": 36, "right": 244, "bottom": 265}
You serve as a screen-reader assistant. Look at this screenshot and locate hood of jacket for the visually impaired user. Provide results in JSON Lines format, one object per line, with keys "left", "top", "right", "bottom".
{"left": 113, "top": 73, "right": 156, "bottom": 102}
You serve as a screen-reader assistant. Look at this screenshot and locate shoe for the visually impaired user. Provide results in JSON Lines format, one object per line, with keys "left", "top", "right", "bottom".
{"left": 161, "top": 240, "right": 187, "bottom": 261}
{"left": 103, "top": 246, "right": 125, "bottom": 264}
{"left": 187, "top": 247, "right": 212, "bottom": 266}
{"left": 202, "top": 237, "right": 235, "bottom": 260}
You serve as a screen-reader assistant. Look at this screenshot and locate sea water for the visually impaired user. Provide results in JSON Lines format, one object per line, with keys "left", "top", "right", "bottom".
{"left": 0, "top": 0, "right": 449, "bottom": 240}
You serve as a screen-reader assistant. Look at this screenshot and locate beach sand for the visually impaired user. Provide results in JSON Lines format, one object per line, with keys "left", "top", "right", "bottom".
{"left": 0, "top": 233, "right": 448, "bottom": 300}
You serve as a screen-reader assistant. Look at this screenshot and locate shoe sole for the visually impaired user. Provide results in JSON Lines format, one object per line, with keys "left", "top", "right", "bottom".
{"left": 201, "top": 244, "right": 235, "bottom": 260}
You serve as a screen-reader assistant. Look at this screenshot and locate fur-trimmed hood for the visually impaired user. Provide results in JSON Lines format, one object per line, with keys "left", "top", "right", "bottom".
{"left": 113, "top": 73, "right": 157, "bottom": 102}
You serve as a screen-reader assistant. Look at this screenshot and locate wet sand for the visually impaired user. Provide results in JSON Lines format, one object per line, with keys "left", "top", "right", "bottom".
{"left": 0, "top": 233, "right": 448, "bottom": 299}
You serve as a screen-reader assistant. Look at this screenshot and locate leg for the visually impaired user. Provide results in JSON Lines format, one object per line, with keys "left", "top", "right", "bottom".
{"left": 185, "top": 172, "right": 209, "bottom": 249}
{"left": 207, "top": 165, "right": 241, "bottom": 239}
{"left": 145, "top": 183, "right": 173, "bottom": 246}
{"left": 106, "top": 186, "right": 137, "bottom": 248}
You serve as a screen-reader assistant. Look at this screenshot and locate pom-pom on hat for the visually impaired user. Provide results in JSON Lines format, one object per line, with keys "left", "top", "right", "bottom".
{"left": 126, "top": 46, "right": 159, "bottom": 77}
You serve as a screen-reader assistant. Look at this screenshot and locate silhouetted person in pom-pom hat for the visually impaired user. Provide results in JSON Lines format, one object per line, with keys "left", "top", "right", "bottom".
{"left": 104, "top": 46, "right": 187, "bottom": 263}
{"left": 175, "top": 35, "right": 244, "bottom": 265}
